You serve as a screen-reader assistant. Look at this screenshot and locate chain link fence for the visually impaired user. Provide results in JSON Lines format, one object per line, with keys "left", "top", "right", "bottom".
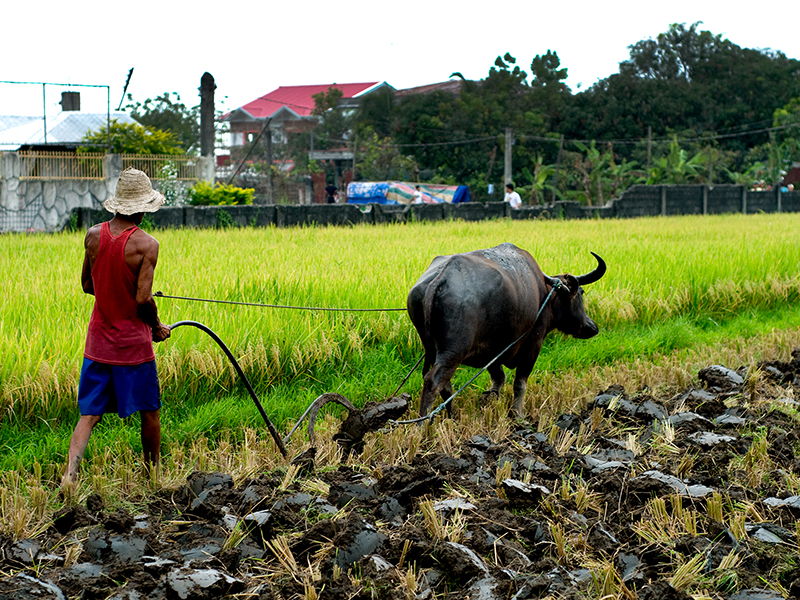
{"left": 0, "top": 81, "right": 114, "bottom": 151}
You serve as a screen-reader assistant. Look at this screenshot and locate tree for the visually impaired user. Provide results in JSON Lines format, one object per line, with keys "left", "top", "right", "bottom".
{"left": 560, "top": 22, "right": 800, "bottom": 170}
{"left": 621, "top": 22, "right": 724, "bottom": 82}
{"left": 357, "top": 86, "right": 396, "bottom": 139}
{"left": 355, "top": 127, "right": 417, "bottom": 181}
{"left": 78, "top": 120, "right": 184, "bottom": 155}
{"left": 772, "top": 95, "right": 800, "bottom": 176}
{"left": 311, "top": 86, "right": 352, "bottom": 151}
{"left": 126, "top": 92, "right": 200, "bottom": 153}
{"left": 530, "top": 50, "right": 569, "bottom": 91}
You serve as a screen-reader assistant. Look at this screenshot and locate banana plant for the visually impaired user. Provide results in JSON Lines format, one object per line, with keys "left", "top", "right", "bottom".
{"left": 724, "top": 162, "right": 766, "bottom": 188}
{"left": 521, "top": 154, "right": 557, "bottom": 205}
{"left": 573, "top": 140, "right": 613, "bottom": 206}
{"left": 646, "top": 136, "right": 707, "bottom": 184}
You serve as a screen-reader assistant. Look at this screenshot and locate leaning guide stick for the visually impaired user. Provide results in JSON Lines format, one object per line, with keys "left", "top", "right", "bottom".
{"left": 169, "top": 320, "right": 288, "bottom": 457}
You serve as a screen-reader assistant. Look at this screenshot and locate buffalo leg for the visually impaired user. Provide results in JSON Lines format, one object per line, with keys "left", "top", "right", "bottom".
{"left": 512, "top": 358, "right": 538, "bottom": 418}
{"left": 511, "top": 375, "right": 528, "bottom": 418}
{"left": 419, "top": 361, "right": 458, "bottom": 417}
{"left": 480, "top": 363, "right": 506, "bottom": 403}
{"left": 441, "top": 381, "right": 455, "bottom": 417}
{"left": 511, "top": 332, "right": 546, "bottom": 418}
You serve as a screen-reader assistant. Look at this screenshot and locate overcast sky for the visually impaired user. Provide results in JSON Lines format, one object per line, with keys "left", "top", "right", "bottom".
{"left": 3, "top": 0, "right": 799, "bottom": 118}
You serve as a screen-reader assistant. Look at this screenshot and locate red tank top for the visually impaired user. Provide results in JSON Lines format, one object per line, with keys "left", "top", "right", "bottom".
{"left": 84, "top": 222, "right": 155, "bottom": 365}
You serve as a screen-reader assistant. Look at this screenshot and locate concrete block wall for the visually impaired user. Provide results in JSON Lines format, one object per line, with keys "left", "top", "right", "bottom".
{"left": 70, "top": 185, "right": 800, "bottom": 231}
{"left": 10, "top": 170, "right": 800, "bottom": 232}
{"left": 707, "top": 186, "right": 743, "bottom": 214}
{"left": 1, "top": 154, "right": 112, "bottom": 232}
{"left": 0, "top": 153, "right": 212, "bottom": 233}
{"left": 612, "top": 185, "right": 662, "bottom": 217}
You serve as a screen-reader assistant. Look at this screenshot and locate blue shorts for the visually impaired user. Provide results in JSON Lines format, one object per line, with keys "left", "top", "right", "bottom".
{"left": 78, "top": 358, "right": 161, "bottom": 419}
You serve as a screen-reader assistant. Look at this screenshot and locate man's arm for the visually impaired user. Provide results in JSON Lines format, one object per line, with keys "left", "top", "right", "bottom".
{"left": 81, "top": 226, "right": 101, "bottom": 295}
{"left": 135, "top": 237, "right": 171, "bottom": 342}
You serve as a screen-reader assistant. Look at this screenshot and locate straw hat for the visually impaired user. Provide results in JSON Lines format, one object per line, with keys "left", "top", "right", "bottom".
{"left": 103, "top": 168, "right": 165, "bottom": 215}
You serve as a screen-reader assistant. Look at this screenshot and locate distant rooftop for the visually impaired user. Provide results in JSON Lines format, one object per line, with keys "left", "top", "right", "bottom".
{"left": 224, "top": 82, "right": 388, "bottom": 121}
{"left": 395, "top": 80, "right": 465, "bottom": 98}
{"left": 0, "top": 112, "right": 136, "bottom": 150}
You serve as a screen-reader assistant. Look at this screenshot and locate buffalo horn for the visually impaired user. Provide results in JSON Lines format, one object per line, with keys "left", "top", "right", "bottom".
{"left": 543, "top": 274, "right": 560, "bottom": 287}
{"left": 575, "top": 252, "right": 606, "bottom": 286}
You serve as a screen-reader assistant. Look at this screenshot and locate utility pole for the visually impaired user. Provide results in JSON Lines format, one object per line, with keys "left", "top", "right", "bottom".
{"left": 504, "top": 127, "right": 514, "bottom": 185}
{"left": 200, "top": 72, "right": 216, "bottom": 159}
{"left": 264, "top": 127, "right": 274, "bottom": 205}
{"left": 352, "top": 132, "right": 358, "bottom": 181}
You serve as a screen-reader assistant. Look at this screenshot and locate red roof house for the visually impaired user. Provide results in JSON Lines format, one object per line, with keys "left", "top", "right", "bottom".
{"left": 223, "top": 82, "right": 391, "bottom": 147}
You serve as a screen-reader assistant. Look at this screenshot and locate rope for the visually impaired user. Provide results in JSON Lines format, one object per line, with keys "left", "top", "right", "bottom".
{"left": 389, "top": 354, "right": 424, "bottom": 398}
{"left": 155, "top": 291, "right": 406, "bottom": 312}
{"left": 390, "top": 280, "right": 563, "bottom": 426}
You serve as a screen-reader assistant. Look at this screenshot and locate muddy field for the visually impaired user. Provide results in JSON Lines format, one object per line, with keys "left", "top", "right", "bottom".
{"left": 4, "top": 353, "right": 800, "bottom": 600}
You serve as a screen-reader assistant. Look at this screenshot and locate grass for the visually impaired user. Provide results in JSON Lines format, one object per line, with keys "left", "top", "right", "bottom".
{"left": 3, "top": 213, "right": 800, "bottom": 537}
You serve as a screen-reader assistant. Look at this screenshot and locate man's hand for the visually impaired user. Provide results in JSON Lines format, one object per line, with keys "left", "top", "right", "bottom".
{"left": 152, "top": 324, "right": 171, "bottom": 343}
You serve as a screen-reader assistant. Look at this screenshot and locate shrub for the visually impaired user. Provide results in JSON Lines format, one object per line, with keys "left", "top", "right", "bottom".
{"left": 188, "top": 181, "right": 254, "bottom": 206}
{"left": 78, "top": 120, "right": 184, "bottom": 155}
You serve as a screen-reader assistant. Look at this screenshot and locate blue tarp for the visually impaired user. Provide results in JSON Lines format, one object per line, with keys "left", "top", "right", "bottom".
{"left": 347, "top": 182, "right": 470, "bottom": 204}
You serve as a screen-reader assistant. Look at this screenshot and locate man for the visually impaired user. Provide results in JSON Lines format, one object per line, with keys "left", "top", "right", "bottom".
{"left": 325, "top": 182, "right": 338, "bottom": 204}
{"left": 504, "top": 182, "right": 522, "bottom": 209}
{"left": 412, "top": 185, "right": 424, "bottom": 204}
{"left": 62, "top": 168, "right": 171, "bottom": 491}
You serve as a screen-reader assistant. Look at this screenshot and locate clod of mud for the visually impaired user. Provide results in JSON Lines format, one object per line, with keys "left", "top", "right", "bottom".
{"left": 433, "top": 498, "right": 476, "bottom": 513}
{"left": 334, "top": 520, "right": 388, "bottom": 568}
{"left": 167, "top": 567, "right": 244, "bottom": 599}
{"left": 585, "top": 448, "right": 635, "bottom": 472}
{"left": 698, "top": 364, "right": 744, "bottom": 390}
{"left": 0, "top": 573, "right": 65, "bottom": 600}
{"left": 714, "top": 413, "right": 749, "bottom": 426}
{"left": 595, "top": 395, "right": 668, "bottom": 422}
{"left": 51, "top": 504, "right": 95, "bottom": 535}
{"left": 638, "top": 580, "right": 693, "bottom": 600}
{"left": 333, "top": 394, "right": 410, "bottom": 454}
{"left": 632, "top": 470, "right": 715, "bottom": 498}
{"left": 764, "top": 495, "right": 800, "bottom": 510}
{"left": 500, "top": 479, "right": 551, "bottom": 506}
{"left": 730, "top": 590, "right": 785, "bottom": 600}
{"left": 687, "top": 431, "right": 737, "bottom": 447}
{"left": 667, "top": 411, "right": 714, "bottom": 427}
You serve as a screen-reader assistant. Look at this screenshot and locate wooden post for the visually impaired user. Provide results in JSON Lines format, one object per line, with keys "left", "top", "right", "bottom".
{"left": 504, "top": 127, "right": 513, "bottom": 185}
{"left": 702, "top": 185, "right": 708, "bottom": 215}
{"left": 552, "top": 134, "right": 564, "bottom": 204}
{"left": 741, "top": 185, "right": 747, "bottom": 215}
{"left": 200, "top": 72, "right": 216, "bottom": 158}
{"left": 647, "top": 126, "right": 652, "bottom": 173}
{"left": 777, "top": 184, "right": 782, "bottom": 213}
{"left": 661, "top": 185, "right": 667, "bottom": 216}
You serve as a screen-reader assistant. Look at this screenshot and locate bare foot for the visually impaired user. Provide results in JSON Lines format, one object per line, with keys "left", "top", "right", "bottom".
{"left": 59, "top": 474, "right": 77, "bottom": 501}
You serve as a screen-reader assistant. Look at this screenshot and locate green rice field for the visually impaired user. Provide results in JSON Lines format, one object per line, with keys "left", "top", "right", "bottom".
{"left": 3, "top": 213, "right": 800, "bottom": 489}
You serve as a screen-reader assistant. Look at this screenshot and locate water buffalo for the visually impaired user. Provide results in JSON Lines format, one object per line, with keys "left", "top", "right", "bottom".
{"left": 407, "top": 243, "right": 606, "bottom": 418}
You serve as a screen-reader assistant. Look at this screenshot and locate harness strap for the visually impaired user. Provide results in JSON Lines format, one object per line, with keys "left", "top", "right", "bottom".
{"left": 392, "top": 279, "right": 563, "bottom": 426}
